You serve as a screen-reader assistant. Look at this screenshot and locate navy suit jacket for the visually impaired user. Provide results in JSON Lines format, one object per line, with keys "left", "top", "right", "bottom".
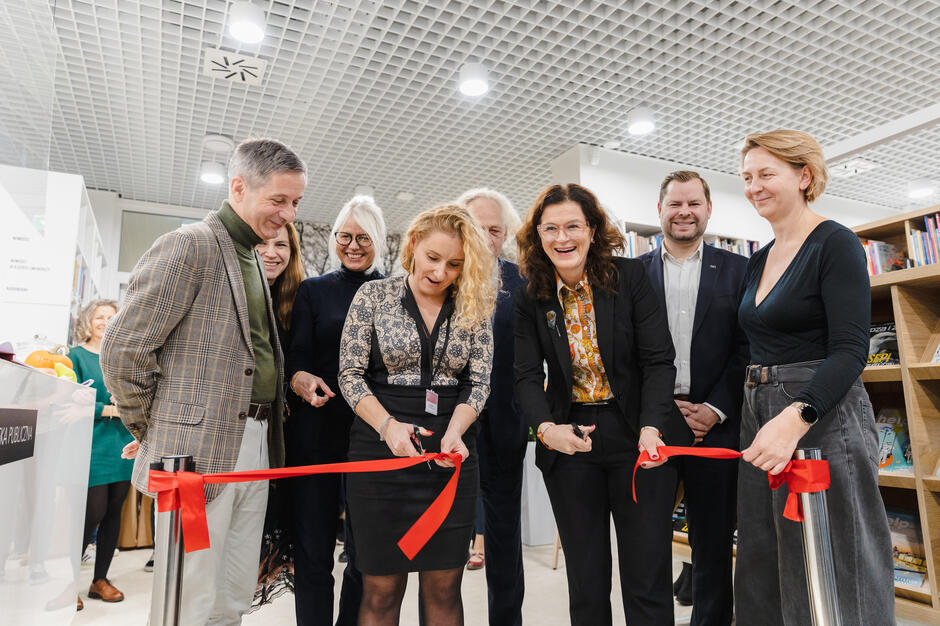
{"left": 481, "top": 258, "right": 529, "bottom": 466}
{"left": 638, "top": 244, "right": 750, "bottom": 449}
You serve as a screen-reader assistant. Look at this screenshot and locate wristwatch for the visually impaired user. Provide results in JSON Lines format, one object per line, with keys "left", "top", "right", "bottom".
{"left": 790, "top": 401, "right": 819, "bottom": 425}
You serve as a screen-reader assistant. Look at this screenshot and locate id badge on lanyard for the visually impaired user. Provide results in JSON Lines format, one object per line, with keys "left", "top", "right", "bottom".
{"left": 425, "top": 389, "right": 439, "bottom": 415}
{"left": 425, "top": 317, "right": 451, "bottom": 415}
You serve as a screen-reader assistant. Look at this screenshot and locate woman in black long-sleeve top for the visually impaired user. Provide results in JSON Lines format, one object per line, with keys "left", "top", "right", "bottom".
{"left": 734, "top": 130, "right": 893, "bottom": 624}
{"left": 286, "top": 196, "right": 387, "bottom": 626}
{"left": 514, "top": 183, "right": 691, "bottom": 626}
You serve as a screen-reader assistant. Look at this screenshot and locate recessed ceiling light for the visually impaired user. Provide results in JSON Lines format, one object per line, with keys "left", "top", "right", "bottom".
{"left": 355, "top": 185, "right": 374, "bottom": 198}
{"left": 202, "top": 134, "right": 235, "bottom": 153}
{"left": 396, "top": 191, "right": 415, "bottom": 202}
{"left": 458, "top": 62, "right": 489, "bottom": 97}
{"left": 200, "top": 162, "right": 226, "bottom": 185}
{"left": 627, "top": 106, "right": 655, "bottom": 136}
{"left": 228, "top": 2, "right": 265, "bottom": 44}
{"left": 907, "top": 179, "right": 936, "bottom": 200}
{"left": 602, "top": 140, "right": 621, "bottom": 150}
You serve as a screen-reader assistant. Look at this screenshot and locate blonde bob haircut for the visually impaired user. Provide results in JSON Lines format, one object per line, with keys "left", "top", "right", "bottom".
{"left": 328, "top": 195, "right": 388, "bottom": 274}
{"left": 73, "top": 299, "right": 119, "bottom": 344}
{"left": 741, "top": 129, "right": 828, "bottom": 203}
{"left": 400, "top": 204, "right": 498, "bottom": 329}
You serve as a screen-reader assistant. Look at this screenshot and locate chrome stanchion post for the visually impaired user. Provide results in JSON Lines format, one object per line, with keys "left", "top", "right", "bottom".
{"left": 796, "top": 448, "right": 841, "bottom": 626}
{"left": 149, "top": 455, "right": 193, "bottom": 626}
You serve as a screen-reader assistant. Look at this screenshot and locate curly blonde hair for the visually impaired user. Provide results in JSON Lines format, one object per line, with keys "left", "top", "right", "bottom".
{"left": 400, "top": 204, "right": 497, "bottom": 328}
{"left": 73, "top": 299, "right": 119, "bottom": 344}
{"left": 741, "top": 130, "right": 828, "bottom": 203}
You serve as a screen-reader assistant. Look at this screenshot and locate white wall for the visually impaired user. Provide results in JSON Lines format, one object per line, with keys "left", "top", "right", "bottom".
{"left": 86, "top": 191, "right": 210, "bottom": 299}
{"left": 551, "top": 144, "right": 898, "bottom": 246}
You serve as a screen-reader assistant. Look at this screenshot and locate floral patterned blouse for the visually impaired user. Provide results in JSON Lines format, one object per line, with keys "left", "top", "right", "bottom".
{"left": 556, "top": 275, "right": 613, "bottom": 403}
{"left": 338, "top": 276, "right": 493, "bottom": 414}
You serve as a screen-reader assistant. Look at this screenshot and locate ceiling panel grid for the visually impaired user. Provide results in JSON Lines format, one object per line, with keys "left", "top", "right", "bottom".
{"left": 23, "top": 0, "right": 940, "bottom": 228}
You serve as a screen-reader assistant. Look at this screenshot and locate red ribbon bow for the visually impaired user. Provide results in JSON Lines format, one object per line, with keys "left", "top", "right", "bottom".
{"left": 149, "top": 453, "right": 462, "bottom": 558}
{"left": 632, "top": 446, "right": 830, "bottom": 522}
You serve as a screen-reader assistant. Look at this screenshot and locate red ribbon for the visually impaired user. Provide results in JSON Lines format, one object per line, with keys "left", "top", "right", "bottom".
{"left": 149, "top": 453, "right": 462, "bottom": 558}
{"left": 632, "top": 446, "right": 830, "bottom": 522}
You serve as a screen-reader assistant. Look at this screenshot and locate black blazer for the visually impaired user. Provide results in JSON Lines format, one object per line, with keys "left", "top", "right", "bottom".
{"left": 514, "top": 256, "right": 692, "bottom": 472}
{"left": 638, "top": 244, "right": 750, "bottom": 449}
{"left": 480, "top": 259, "right": 529, "bottom": 466}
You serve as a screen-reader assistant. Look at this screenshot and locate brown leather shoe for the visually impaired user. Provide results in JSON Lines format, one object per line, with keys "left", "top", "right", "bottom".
{"left": 88, "top": 579, "right": 124, "bottom": 602}
{"left": 77, "top": 595, "right": 83, "bottom": 611}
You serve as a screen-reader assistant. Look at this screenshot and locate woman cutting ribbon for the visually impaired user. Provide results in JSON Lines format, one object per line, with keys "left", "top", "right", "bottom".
{"left": 734, "top": 130, "right": 893, "bottom": 624}
{"left": 338, "top": 204, "right": 495, "bottom": 626}
{"left": 513, "top": 183, "right": 690, "bottom": 625}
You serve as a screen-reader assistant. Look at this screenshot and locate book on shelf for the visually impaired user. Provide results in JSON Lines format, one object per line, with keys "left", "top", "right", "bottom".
{"left": 908, "top": 211, "right": 940, "bottom": 267}
{"left": 886, "top": 508, "right": 927, "bottom": 587}
{"left": 875, "top": 409, "right": 913, "bottom": 473}
{"left": 860, "top": 239, "right": 907, "bottom": 275}
{"left": 623, "top": 231, "right": 653, "bottom": 258}
{"left": 868, "top": 322, "right": 899, "bottom": 366}
{"left": 932, "top": 339, "right": 940, "bottom": 363}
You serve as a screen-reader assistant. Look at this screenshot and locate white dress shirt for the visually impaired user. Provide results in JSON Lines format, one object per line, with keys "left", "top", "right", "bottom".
{"left": 661, "top": 242, "right": 727, "bottom": 423}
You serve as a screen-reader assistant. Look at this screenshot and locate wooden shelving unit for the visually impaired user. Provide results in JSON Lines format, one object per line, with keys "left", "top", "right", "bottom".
{"left": 854, "top": 205, "right": 940, "bottom": 622}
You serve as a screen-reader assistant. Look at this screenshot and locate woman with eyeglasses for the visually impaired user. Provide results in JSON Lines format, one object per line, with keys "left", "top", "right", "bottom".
{"left": 286, "top": 196, "right": 387, "bottom": 626}
{"left": 514, "top": 183, "right": 691, "bottom": 625}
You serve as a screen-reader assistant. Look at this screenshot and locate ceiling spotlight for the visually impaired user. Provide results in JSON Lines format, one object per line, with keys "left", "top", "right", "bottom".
{"left": 907, "top": 179, "right": 936, "bottom": 200}
{"left": 627, "top": 106, "right": 656, "bottom": 136}
{"left": 458, "top": 62, "right": 489, "bottom": 97}
{"left": 602, "top": 140, "right": 621, "bottom": 150}
{"left": 200, "top": 162, "right": 226, "bottom": 185}
{"left": 202, "top": 133, "right": 235, "bottom": 153}
{"left": 228, "top": 2, "right": 265, "bottom": 44}
{"left": 396, "top": 191, "right": 415, "bottom": 202}
{"left": 355, "top": 185, "right": 374, "bottom": 198}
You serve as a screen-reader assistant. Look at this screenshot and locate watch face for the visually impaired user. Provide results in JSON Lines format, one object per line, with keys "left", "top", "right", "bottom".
{"left": 802, "top": 404, "right": 819, "bottom": 424}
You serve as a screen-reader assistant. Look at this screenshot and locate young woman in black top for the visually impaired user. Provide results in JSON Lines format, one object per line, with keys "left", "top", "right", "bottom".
{"left": 735, "top": 130, "right": 894, "bottom": 624}
{"left": 286, "top": 196, "right": 387, "bottom": 626}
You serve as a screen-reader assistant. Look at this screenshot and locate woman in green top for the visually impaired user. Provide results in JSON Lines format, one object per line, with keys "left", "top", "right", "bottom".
{"left": 69, "top": 299, "right": 133, "bottom": 605}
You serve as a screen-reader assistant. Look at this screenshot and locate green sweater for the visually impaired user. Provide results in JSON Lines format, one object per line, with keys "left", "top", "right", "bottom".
{"left": 217, "top": 201, "right": 277, "bottom": 403}
{"left": 69, "top": 345, "right": 135, "bottom": 487}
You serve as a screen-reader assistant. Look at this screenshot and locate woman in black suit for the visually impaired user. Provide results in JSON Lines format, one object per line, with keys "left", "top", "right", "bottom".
{"left": 514, "top": 183, "right": 690, "bottom": 625}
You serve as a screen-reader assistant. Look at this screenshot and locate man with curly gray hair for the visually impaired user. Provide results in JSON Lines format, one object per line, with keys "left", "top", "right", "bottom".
{"left": 457, "top": 188, "right": 527, "bottom": 626}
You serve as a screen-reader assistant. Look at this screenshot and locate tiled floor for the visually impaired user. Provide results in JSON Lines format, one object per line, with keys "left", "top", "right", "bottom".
{"left": 70, "top": 543, "right": 926, "bottom": 625}
{"left": 71, "top": 541, "right": 693, "bottom": 625}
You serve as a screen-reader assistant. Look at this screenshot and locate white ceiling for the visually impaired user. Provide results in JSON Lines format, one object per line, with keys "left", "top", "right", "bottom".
{"left": 4, "top": 0, "right": 940, "bottom": 229}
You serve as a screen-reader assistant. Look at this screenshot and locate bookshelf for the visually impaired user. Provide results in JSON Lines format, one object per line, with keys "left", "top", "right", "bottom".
{"left": 614, "top": 219, "right": 760, "bottom": 258}
{"left": 854, "top": 204, "right": 940, "bottom": 622}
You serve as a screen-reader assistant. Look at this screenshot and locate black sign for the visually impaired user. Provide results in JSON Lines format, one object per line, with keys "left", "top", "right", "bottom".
{"left": 0, "top": 408, "right": 38, "bottom": 466}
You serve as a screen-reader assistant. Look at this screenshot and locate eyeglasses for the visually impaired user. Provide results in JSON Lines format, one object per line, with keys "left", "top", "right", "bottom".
{"left": 536, "top": 222, "right": 590, "bottom": 240}
{"left": 335, "top": 232, "right": 373, "bottom": 247}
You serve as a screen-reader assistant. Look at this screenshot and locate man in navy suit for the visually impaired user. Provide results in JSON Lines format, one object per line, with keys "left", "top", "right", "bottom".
{"left": 638, "top": 171, "right": 749, "bottom": 626}
{"left": 459, "top": 188, "right": 527, "bottom": 626}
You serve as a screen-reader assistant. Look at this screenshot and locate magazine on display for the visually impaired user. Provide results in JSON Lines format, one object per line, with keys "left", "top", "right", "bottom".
{"left": 886, "top": 509, "right": 928, "bottom": 587}
{"left": 875, "top": 409, "right": 913, "bottom": 474}
{"left": 868, "top": 322, "right": 900, "bottom": 366}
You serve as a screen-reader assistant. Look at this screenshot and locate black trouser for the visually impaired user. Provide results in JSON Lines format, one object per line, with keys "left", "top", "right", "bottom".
{"left": 678, "top": 453, "right": 737, "bottom": 626}
{"left": 82, "top": 481, "right": 130, "bottom": 582}
{"left": 293, "top": 466, "right": 362, "bottom": 626}
{"left": 543, "top": 404, "right": 677, "bottom": 626}
{"left": 477, "top": 416, "right": 525, "bottom": 626}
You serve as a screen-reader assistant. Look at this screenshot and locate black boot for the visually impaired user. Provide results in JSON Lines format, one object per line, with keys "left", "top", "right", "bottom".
{"left": 673, "top": 561, "right": 692, "bottom": 596}
{"left": 676, "top": 563, "right": 694, "bottom": 606}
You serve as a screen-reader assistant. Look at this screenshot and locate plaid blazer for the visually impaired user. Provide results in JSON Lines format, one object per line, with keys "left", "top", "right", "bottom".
{"left": 101, "top": 211, "right": 285, "bottom": 502}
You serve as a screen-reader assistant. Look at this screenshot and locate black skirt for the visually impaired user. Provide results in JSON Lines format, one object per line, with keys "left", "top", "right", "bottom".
{"left": 346, "top": 383, "right": 478, "bottom": 575}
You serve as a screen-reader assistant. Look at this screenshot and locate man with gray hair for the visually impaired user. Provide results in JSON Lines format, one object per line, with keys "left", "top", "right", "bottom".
{"left": 458, "top": 188, "right": 526, "bottom": 626}
{"left": 102, "top": 138, "right": 306, "bottom": 624}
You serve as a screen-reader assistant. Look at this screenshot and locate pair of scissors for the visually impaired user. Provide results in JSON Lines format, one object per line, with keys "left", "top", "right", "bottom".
{"left": 411, "top": 424, "right": 431, "bottom": 468}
